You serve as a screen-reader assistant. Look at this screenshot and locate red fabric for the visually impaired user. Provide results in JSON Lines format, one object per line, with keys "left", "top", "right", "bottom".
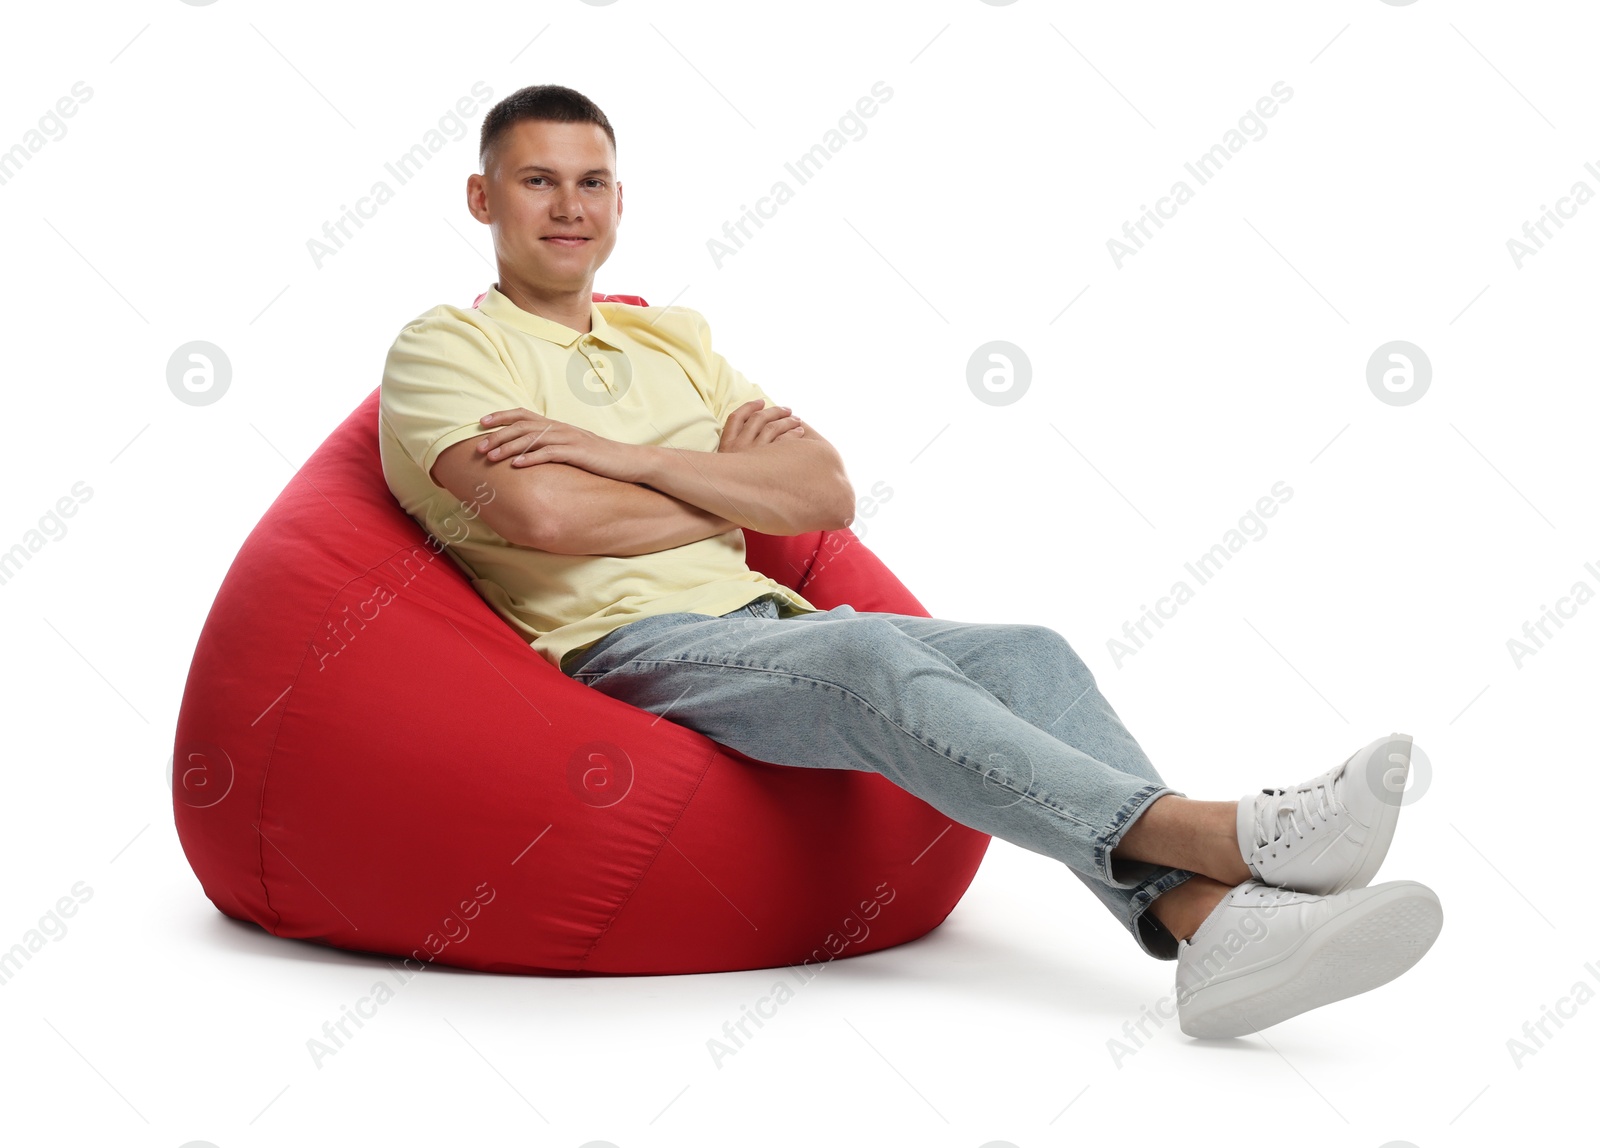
{"left": 171, "top": 293, "right": 989, "bottom": 975}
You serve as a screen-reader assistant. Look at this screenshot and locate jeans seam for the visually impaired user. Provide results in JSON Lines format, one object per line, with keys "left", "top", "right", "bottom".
{"left": 566, "top": 601, "right": 777, "bottom": 679}
{"left": 598, "top": 655, "right": 1096, "bottom": 833}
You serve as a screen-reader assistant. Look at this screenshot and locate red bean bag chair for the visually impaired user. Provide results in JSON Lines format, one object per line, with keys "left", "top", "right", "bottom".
{"left": 171, "top": 292, "right": 990, "bottom": 975}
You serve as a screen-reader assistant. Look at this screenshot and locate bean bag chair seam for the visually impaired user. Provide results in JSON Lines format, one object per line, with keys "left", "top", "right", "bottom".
{"left": 249, "top": 661, "right": 297, "bottom": 934}
{"left": 790, "top": 531, "right": 823, "bottom": 594}
{"left": 577, "top": 738, "right": 723, "bottom": 971}
{"left": 252, "top": 536, "right": 501, "bottom": 933}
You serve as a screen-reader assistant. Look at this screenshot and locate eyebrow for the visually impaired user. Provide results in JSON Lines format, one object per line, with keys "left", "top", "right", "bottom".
{"left": 512, "top": 164, "right": 614, "bottom": 178}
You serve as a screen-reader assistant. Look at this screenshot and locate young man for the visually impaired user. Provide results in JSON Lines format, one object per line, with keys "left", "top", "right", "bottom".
{"left": 379, "top": 85, "right": 1442, "bottom": 1037}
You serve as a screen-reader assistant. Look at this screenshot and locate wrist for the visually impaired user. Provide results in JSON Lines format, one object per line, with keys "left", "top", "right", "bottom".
{"left": 623, "top": 442, "right": 664, "bottom": 486}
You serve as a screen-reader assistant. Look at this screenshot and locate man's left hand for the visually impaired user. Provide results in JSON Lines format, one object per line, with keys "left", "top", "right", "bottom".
{"left": 475, "top": 407, "right": 644, "bottom": 483}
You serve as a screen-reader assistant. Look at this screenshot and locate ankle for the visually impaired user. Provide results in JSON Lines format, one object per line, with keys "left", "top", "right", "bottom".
{"left": 1112, "top": 796, "right": 1253, "bottom": 886}
{"left": 1151, "top": 875, "right": 1232, "bottom": 942}
{"left": 1202, "top": 799, "right": 1252, "bottom": 885}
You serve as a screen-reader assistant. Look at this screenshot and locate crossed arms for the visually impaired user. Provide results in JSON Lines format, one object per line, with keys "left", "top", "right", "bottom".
{"left": 430, "top": 400, "right": 855, "bottom": 556}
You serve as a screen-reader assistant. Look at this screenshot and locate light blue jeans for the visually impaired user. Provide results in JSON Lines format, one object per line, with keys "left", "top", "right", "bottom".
{"left": 560, "top": 593, "right": 1195, "bottom": 959}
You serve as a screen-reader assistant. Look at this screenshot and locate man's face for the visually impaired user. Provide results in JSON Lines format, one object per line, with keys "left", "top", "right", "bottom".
{"left": 471, "top": 119, "right": 622, "bottom": 293}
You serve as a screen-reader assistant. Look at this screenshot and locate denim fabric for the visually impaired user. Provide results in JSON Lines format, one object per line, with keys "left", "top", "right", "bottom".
{"left": 561, "top": 593, "right": 1194, "bottom": 959}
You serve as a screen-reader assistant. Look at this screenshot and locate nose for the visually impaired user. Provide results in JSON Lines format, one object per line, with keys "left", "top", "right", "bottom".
{"left": 553, "top": 182, "right": 584, "bottom": 221}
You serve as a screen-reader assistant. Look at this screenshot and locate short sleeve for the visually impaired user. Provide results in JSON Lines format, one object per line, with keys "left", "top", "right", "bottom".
{"left": 380, "top": 312, "right": 528, "bottom": 480}
{"left": 687, "top": 309, "right": 779, "bottom": 428}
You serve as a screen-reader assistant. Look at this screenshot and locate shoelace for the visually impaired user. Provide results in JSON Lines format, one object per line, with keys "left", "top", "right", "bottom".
{"left": 1251, "top": 767, "right": 1344, "bottom": 851}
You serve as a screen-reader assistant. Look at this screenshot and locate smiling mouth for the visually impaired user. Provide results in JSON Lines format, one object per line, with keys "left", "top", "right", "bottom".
{"left": 543, "top": 236, "right": 589, "bottom": 246}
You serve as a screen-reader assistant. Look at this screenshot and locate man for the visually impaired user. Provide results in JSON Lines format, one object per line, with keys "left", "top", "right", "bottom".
{"left": 379, "top": 84, "right": 1442, "bottom": 1037}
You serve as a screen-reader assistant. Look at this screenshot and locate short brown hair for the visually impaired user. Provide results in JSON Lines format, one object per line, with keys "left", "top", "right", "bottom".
{"left": 479, "top": 85, "right": 616, "bottom": 175}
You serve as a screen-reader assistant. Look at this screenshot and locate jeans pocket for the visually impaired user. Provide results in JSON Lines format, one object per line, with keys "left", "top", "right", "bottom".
{"left": 730, "top": 593, "right": 783, "bottom": 621}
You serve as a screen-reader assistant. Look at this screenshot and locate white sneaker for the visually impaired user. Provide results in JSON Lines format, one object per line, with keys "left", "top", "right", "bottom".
{"left": 1237, "top": 732, "right": 1412, "bottom": 895}
{"left": 1175, "top": 879, "right": 1442, "bottom": 1039}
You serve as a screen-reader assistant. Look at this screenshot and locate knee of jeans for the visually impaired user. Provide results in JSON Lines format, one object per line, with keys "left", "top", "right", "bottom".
{"left": 1017, "top": 624, "right": 1088, "bottom": 672}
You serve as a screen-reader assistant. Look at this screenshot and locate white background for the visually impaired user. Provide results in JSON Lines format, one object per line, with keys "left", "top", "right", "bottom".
{"left": 1, "top": 1, "right": 1595, "bottom": 1145}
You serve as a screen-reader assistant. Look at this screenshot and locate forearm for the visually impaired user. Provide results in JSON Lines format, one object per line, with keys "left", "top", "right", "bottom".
{"left": 633, "top": 437, "right": 853, "bottom": 536}
{"left": 522, "top": 463, "right": 738, "bottom": 557}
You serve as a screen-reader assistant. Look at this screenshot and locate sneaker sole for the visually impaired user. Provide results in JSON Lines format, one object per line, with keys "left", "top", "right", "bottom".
{"left": 1327, "top": 732, "right": 1411, "bottom": 895}
{"left": 1179, "top": 881, "right": 1442, "bottom": 1039}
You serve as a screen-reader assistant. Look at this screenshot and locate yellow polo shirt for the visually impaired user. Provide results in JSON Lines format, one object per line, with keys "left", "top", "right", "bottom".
{"left": 378, "top": 284, "right": 818, "bottom": 672}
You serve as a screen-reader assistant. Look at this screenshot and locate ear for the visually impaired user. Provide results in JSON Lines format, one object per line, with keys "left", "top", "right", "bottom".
{"left": 466, "top": 173, "right": 490, "bottom": 224}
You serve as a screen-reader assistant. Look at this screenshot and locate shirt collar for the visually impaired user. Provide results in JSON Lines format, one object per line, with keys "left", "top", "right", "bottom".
{"left": 477, "top": 284, "right": 624, "bottom": 350}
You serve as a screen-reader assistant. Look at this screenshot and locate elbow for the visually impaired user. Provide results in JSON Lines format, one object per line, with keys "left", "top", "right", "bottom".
{"left": 759, "top": 501, "right": 849, "bottom": 538}
{"left": 808, "top": 477, "right": 856, "bottom": 534}
{"left": 516, "top": 498, "right": 570, "bottom": 553}
{"left": 831, "top": 473, "right": 856, "bottom": 532}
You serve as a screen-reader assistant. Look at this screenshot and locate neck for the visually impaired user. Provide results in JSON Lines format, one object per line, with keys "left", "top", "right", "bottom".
{"left": 495, "top": 277, "right": 592, "bottom": 334}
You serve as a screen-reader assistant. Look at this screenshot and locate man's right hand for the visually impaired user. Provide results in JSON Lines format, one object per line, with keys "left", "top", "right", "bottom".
{"left": 718, "top": 400, "right": 805, "bottom": 453}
